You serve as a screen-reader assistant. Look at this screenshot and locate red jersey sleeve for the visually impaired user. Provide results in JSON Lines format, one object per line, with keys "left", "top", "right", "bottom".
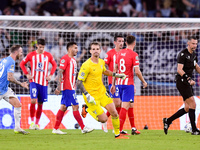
{"left": 104, "top": 52, "right": 110, "bottom": 65}
{"left": 59, "top": 56, "right": 68, "bottom": 70}
{"left": 49, "top": 53, "right": 57, "bottom": 75}
{"left": 133, "top": 52, "right": 139, "bottom": 67}
{"left": 20, "top": 53, "right": 31, "bottom": 75}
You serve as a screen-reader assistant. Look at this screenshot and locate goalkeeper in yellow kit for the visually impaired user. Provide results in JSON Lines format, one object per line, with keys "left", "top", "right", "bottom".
{"left": 77, "top": 42, "right": 129, "bottom": 139}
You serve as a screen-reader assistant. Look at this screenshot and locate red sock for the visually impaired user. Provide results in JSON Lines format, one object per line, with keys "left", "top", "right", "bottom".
{"left": 73, "top": 111, "right": 85, "bottom": 130}
{"left": 54, "top": 109, "right": 65, "bottom": 130}
{"left": 119, "top": 108, "right": 127, "bottom": 132}
{"left": 116, "top": 107, "right": 121, "bottom": 115}
{"left": 128, "top": 107, "right": 135, "bottom": 128}
{"left": 106, "top": 111, "right": 110, "bottom": 117}
{"left": 35, "top": 104, "right": 43, "bottom": 125}
{"left": 30, "top": 103, "right": 36, "bottom": 122}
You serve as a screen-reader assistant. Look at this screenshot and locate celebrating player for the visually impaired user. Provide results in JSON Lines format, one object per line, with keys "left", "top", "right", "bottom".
{"left": 77, "top": 42, "right": 129, "bottom": 139}
{"left": 52, "top": 42, "right": 94, "bottom": 134}
{"left": 163, "top": 36, "right": 200, "bottom": 135}
{"left": 111, "top": 35, "right": 147, "bottom": 135}
{"left": 20, "top": 39, "right": 57, "bottom": 130}
{"left": 0, "top": 45, "right": 29, "bottom": 134}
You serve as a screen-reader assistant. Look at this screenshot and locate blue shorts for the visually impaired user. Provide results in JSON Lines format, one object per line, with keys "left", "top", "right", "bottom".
{"left": 118, "top": 85, "right": 134, "bottom": 103}
{"left": 30, "top": 82, "right": 47, "bottom": 103}
{"left": 109, "top": 84, "right": 120, "bottom": 98}
{"left": 61, "top": 90, "right": 78, "bottom": 107}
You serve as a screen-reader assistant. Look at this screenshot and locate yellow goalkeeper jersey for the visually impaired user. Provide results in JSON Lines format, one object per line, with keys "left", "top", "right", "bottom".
{"left": 78, "top": 58, "right": 107, "bottom": 100}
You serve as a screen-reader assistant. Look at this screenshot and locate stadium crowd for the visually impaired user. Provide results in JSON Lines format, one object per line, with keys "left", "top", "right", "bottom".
{"left": 0, "top": 0, "right": 200, "bottom": 18}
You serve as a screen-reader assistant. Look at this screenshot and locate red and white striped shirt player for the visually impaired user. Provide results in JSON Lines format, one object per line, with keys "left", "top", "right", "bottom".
{"left": 20, "top": 51, "right": 57, "bottom": 86}
{"left": 104, "top": 48, "right": 118, "bottom": 85}
{"left": 59, "top": 54, "right": 77, "bottom": 90}
{"left": 116, "top": 48, "right": 139, "bottom": 85}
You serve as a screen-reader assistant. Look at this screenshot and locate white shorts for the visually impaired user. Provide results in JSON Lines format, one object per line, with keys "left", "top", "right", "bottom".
{"left": 0, "top": 87, "right": 18, "bottom": 102}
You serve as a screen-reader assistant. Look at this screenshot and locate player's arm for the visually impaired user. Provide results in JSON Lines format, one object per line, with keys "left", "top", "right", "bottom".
{"left": 55, "top": 68, "right": 64, "bottom": 95}
{"left": 7, "top": 72, "right": 29, "bottom": 89}
{"left": 47, "top": 54, "right": 57, "bottom": 81}
{"left": 134, "top": 66, "right": 147, "bottom": 88}
{"left": 178, "top": 63, "right": 195, "bottom": 85}
{"left": 20, "top": 54, "right": 33, "bottom": 80}
{"left": 77, "top": 64, "right": 96, "bottom": 104}
{"left": 195, "top": 63, "right": 200, "bottom": 74}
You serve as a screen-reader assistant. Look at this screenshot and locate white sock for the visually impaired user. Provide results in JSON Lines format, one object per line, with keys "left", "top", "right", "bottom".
{"left": 14, "top": 107, "right": 21, "bottom": 129}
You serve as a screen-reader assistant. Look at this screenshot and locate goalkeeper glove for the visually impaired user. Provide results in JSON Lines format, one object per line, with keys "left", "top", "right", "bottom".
{"left": 84, "top": 92, "right": 96, "bottom": 105}
{"left": 113, "top": 73, "right": 126, "bottom": 80}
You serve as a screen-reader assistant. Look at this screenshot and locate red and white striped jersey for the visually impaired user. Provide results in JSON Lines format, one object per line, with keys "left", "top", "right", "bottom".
{"left": 104, "top": 48, "right": 117, "bottom": 85}
{"left": 116, "top": 48, "right": 139, "bottom": 85}
{"left": 20, "top": 51, "right": 57, "bottom": 86}
{"left": 59, "top": 54, "right": 77, "bottom": 91}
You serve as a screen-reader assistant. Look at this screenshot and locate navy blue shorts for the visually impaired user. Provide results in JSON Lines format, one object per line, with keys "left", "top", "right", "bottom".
{"left": 30, "top": 82, "right": 47, "bottom": 103}
{"left": 61, "top": 90, "right": 78, "bottom": 107}
{"left": 118, "top": 85, "right": 134, "bottom": 103}
{"left": 109, "top": 84, "right": 120, "bottom": 98}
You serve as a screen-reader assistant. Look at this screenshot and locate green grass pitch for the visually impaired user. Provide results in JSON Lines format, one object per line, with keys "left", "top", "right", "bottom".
{"left": 0, "top": 129, "right": 200, "bottom": 150}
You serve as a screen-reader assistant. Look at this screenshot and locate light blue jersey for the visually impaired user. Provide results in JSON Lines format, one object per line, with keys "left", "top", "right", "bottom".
{"left": 0, "top": 56, "right": 15, "bottom": 95}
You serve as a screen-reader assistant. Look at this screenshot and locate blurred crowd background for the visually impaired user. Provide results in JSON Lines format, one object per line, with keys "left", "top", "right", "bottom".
{"left": 0, "top": 0, "right": 200, "bottom": 18}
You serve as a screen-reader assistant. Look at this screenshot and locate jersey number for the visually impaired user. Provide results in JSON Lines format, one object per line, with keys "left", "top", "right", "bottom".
{"left": 119, "top": 59, "right": 126, "bottom": 72}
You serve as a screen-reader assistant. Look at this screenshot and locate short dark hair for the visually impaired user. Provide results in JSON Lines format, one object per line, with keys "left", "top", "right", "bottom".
{"left": 114, "top": 35, "right": 124, "bottom": 41}
{"left": 37, "top": 39, "right": 45, "bottom": 45}
{"left": 67, "top": 41, "right": 77, "bottom": 50}
{"left": 10, "top": 45, "right": 21, "bottom": 53}
{"left": 89, "top": 42, "right": 101, "bottom": 49}
{"left": 188, "top": 36, "right": 198, "bottom": 41}
{"left": 126, "top": 35, "right": 136, "bottom": 45}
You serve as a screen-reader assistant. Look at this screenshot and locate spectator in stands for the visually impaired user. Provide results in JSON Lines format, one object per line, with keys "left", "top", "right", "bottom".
{"left": 10, "top": 0, "right": 26, "bottom": 15}
{"left": 142, "top": 0, "right": 160, "bottom": 17}
{"left": 160, "top": 0, "right": 172, "bottom": 17}
{"left": 64, "top": 0, "right": 74, "bottom": 16}
{"left": 51, "top": 37, "right": 66, "bottom": 63}
{"left": 186, "top": 0, "right": 200, "bottom": 17}
{"left": 21, "top": 0, "right": 41, "bottom": 16}
{"left": 122, "top": 0, "right": 137, "bottom": 17}
{"left": 74, "top": 0, "right": 89, "bottom": 12}
{"left": 116, "top": 3, "right": 127, "bottom": 17}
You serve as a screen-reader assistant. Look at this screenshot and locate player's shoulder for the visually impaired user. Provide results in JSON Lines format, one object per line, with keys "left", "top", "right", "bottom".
{"left": 44, "top": 51, "right": 53, "bottom": 56}
{"left": 82, "top": 58, "right": 91, "bottom": 66}
{"left": 99, "top": 58, "right": 105, "bottom": 64}
{"left": 106, "top": 48, "right": 115, "bottom": 55}
{"left": 178, "top": 48, "right": 188, "bottom": 56}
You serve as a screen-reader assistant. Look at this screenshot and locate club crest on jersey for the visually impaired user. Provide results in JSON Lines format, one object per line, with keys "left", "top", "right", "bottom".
{"left": 61, "top": 59, "right": 65, "bottom": 63}
{"left": 44, "top": 57, "right": 47, "bottom": 61}
{"left": 38, "top": 62, "right": 43, "bottom": 68}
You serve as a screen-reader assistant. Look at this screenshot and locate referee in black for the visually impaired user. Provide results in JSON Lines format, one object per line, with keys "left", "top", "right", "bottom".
{"left": 163, "top": 36, "right": 200, "bottom": 135}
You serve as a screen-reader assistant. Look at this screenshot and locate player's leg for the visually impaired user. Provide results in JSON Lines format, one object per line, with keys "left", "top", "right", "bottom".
{"left": 29, "top": 82, "right": 38, "bottom": 129}
{"left": 6, "top": 91, "right": 29, "bottom": 134}
{"left": 69, "top": 91, "right": 94, "bottom": 134}
{"left": 52, "top": 103, "right": 67, "bottom": 135}
{"left": 128, "top": 103, "right": 140, "bottom": 135}
{"left": 163, "top": 79, "right": 191, "bottom": 134}
{"left": 35, "top": 84, "right": 47, "bottom": 130}
{"left": 72, "top": 104, "right": 94, "bottom": 133}
{"left": 185, "top": 96, "right": 200, "bottom": 135}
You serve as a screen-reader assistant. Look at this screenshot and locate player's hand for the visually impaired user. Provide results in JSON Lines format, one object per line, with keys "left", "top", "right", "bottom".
{"left": 143, "top": 81, "right": 147, "bottom": 88}
{"left": 46, "top": 75, "right": 52, "bottom": 81}
{"left": 110, "top": 85, "right": 116, "bottom": 95}
{"left": 55, "top": 88, "right": 60, "bottom": 95}
{"left": 114, "top": 73, "right": 126, "bottom": 80}
{"left": 26, "top": 74, "right": 33, "bottom": 80}
{"left": 188, "top": 79, "right": 195, "bottom": 86}
{"left": 85, "top": 93, "right": 96, "bottom": 105}
{"left": 21, "top": 82, "right": 29, "bottom": 89}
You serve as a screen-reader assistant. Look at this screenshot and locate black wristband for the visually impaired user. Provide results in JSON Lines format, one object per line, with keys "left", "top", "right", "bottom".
{"left": 113, "top": 73, "right": 116, "bottom": 77}
{"left": 84, "top": 91, "right": 88, "bottom": 95}
{"left": 182, "top": 74, "right": 188, "bottom": 79}
{"left": 187, "top": 77, "right": 192, "bottom": 81}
